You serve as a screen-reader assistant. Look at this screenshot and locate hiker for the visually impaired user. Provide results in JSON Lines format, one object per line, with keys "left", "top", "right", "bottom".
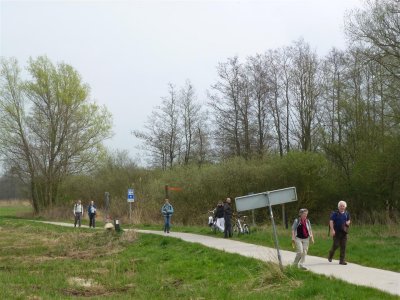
{"left": 88, "top": 200, "right": 97, "bottom": 228}
{"left": 73, "top": 199, "right": 84, "bottom": 227}
{"left": 161, "top": 198, "right": 174, "bottom": 233}
{"left": 223, "top": 197, "right": 233, "bottom": 238}
{"left": 292, "top": 208, "right": 314, "bottom": 270}
{"left": 328, "top": 200, "right": 351, "bottom": 265}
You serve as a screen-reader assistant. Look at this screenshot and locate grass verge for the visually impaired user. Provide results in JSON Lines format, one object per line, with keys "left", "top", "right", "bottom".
{"left": 134, "top": 222, "right": 400, "bottom": 272}
{"left": 0, "top": 218, "right": 398, "bottom": 299}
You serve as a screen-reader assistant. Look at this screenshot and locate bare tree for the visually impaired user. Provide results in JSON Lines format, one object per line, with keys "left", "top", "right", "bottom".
{"left": 289, "top": 39, "right": 322, "bottom": 151}
{"left": 209, "top": 57, "right": 244, "bottom": 159}
{"left": 179, "top": 80, "right": 211, "bottom": 166}
{"left": 133, "top": 83, "right": 180, "bottom": 170}
{"left": 245, "top": 54, "right": 270, "bottom": 157}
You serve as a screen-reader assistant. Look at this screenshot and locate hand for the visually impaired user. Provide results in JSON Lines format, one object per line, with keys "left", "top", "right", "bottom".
{"left": 331, "top": 229, "right": 335, "bottom": 237}
{"left": 311, "top": 237, "right": 315, "bottom": 244}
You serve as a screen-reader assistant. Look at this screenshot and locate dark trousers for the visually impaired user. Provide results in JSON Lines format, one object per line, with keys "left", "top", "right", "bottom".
{"left": 89, "top": 214, "right": 96, "bottom": 228}
{"left": 224, "top": 216, "right": 232, "bottom": 238}
{"left": 74, "top": 212, "right": 82, "bottom": 227}
{"left": 329, "top": 231, "right": 348, "bottom": 262}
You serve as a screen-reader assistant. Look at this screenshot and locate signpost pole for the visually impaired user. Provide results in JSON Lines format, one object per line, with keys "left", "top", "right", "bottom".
{"left": 127, "top": 188, "right": 135, "bottom": 223}
{"left": 130, "top": 197, "right": 133, "bottom": 223}
{"left": 282, "top": 204, "right": 288, "bottom": 229}
{"left": 266, "top": 193, "right": 283, "bottom": 271}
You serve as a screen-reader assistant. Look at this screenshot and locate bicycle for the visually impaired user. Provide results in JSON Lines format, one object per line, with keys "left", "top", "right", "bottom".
{"left": 232, "top": 214, "right": 250, "bottom": 235}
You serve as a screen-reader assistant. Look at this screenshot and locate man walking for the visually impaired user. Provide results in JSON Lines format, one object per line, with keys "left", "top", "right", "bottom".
{"left": 73, "top": 199, "right": 84, "bottom": 228}
{"left": 88, "top": 200, "right": 97, "bottom": 228}
{"left": 328, "top": 200, "right": 351, "bottom": 265}
{"left": 161, "top": 198, "right": 174, "bottom": 233}
{"left": 224, "top": 197, "right": 233, "bottom": 238}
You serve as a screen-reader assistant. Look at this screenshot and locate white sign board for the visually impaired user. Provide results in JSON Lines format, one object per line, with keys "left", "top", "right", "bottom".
{"left": 235, "top": 192, "right": 268, "bottom": 212}
{"left": 235, "top": 187, "right": 297, "bottom": 212}
{"left": 127, "top": 188, "right": 135, "bottom": 202}
{"left": 268, "top": 187, "right": 297, "bottom": 206}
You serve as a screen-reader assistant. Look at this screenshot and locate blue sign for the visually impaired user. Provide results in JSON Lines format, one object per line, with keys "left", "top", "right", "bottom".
{"left": 127, "top": 188, "right": 135, "bottom": 202}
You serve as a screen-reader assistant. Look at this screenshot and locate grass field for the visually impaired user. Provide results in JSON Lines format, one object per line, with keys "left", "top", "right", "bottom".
{"left": 0, "top": 202, "right": 399, "bottom": 299}
{"left": 0, "top": 218, "right": 398, "bottom": 299}
{"left": 138, "top": 222, "right": 400, "bottom": 272}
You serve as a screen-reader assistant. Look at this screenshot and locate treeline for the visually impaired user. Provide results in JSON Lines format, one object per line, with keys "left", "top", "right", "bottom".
{"left": 49, "top": 150, "right": 398, "bottom": 225}
{"left": 129, "top": 0, "right": 399, "bottom": 222}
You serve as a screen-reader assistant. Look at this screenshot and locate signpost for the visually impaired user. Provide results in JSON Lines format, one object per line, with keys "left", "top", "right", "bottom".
{"left": 127, "top": 188, "right": 135, "bottom": 222}
{"left": 235, "top": 187, "right": 297, "bottom": 270}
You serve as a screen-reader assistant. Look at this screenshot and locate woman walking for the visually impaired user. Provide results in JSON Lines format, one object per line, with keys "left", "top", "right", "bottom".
{"left": 292, "top": 208, "right": 314, "bottom": 270}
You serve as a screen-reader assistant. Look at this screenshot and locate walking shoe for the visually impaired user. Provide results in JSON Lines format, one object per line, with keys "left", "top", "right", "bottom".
{"left": 339, "top": 261, "right": 347, "bottom": 265}
{"left": 328, "top": 257, "right": 332, "bottom": 262}
{"left": 299, "top": 265, "right": 308, "bottom": 270}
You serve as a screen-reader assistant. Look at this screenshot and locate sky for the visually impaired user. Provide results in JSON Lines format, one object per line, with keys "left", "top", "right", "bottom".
{"left": 0, "top": 0, "right": 363, "bottom": 166}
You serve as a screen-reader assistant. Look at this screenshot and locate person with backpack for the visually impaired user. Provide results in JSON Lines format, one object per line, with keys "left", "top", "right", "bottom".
{"left": 328, "top": 200, "right": 351, "bottom": 265}
{"left": 88, "top": 200, "right": 97, "bottom": 228}
{"left": 291, "top": 208, "right": 314, "bottom": 270}
{"left": 73, "top": 199, "right": 84, "bottom": 228}
{"left": 161, "top": 198, "right": 174, "bottom": 233}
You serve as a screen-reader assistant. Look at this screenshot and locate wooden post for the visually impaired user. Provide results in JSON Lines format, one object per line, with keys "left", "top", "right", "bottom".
{"left": 165, "top": 185, "right": 169, "bottom": 199}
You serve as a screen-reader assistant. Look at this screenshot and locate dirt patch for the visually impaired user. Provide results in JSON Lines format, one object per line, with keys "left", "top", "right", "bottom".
{"left": 64, "top": 277, "right": 132, "bottom": 297}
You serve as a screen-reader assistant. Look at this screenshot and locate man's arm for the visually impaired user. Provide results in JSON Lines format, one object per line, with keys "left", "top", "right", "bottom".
{"left": 329, "top": 220, "right": 335, "bottom": 236}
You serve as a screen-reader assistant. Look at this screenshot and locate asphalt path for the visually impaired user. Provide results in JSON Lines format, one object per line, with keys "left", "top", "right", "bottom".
{"left": 37, "top": 221, "right": 400, "bottom": 296}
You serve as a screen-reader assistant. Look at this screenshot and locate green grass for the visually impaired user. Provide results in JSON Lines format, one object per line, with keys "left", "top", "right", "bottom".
{"left": 0, "top": 203, "right": 32, "bottom": 217}
{"left": 134, "top": 222, "right": 400, "bottom": 272}
{"left": 1, "top": 201, "right": 398, "bottom": 272}
{"left": 0, "top": 218, "right": 398, "bottom": 300}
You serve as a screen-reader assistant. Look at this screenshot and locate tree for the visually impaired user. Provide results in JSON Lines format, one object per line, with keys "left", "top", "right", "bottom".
{"left": 133, "top": 83, "right": 180, "bottom": 170}
{"left": 346, "top": 0, "right": 400, "bottom": 127}
{"left": 245, "top": 54, "right": 270, "bottom": 157}
{"left": 289, "top": 39, "right": 322, "bottom": 151}
{"left": 0, "top": 57, "right": 112, "bottom": 212}
{"left": 209, "top": 57, "right": 244, "bottom": 159}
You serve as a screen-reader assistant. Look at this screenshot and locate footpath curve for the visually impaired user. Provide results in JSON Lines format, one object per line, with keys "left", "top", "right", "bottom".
{"left": 37, "top": 222, "right": 400, "bottom": 296}
{"left": 138, "top": 230, "right": 400, "bottom": 297}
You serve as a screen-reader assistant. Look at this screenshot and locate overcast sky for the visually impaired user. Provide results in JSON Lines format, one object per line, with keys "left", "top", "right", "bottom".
{"left": 1, "top": 0, "right": 363, "bottom": 165}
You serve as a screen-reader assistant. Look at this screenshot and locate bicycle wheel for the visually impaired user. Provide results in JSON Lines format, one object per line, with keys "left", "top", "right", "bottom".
{"left": 232, "top": 223, "right": 238, "bottom": 235}
{"left": 236, "top": 223, "right": 243, "bottom": 236}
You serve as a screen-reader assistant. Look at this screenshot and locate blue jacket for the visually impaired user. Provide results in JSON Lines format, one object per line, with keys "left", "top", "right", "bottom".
{"left": 161, "top": 203, "right": 174, "bottom": 216}
{"left": 330, "top": 210, "right": 350, "bottom": 232}
{"left": 88, "top": 204, "right": 97, "bottom": 215}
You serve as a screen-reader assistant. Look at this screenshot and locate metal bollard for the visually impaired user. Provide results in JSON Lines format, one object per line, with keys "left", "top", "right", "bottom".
{"left": 114, "top": 219, "right": 121, "bottom": 232}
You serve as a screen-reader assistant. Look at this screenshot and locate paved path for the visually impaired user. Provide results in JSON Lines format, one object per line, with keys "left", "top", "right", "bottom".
{"left": 37, "top": 221, "right": 400, "bottom": 296}
{"left": 137, "top": 230, "right": 400, "bottom": 296}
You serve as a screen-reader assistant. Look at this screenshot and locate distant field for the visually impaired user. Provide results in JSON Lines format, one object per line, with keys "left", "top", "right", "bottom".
{"left": 0, "top": 199, "right": 32, "bottom": 217}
